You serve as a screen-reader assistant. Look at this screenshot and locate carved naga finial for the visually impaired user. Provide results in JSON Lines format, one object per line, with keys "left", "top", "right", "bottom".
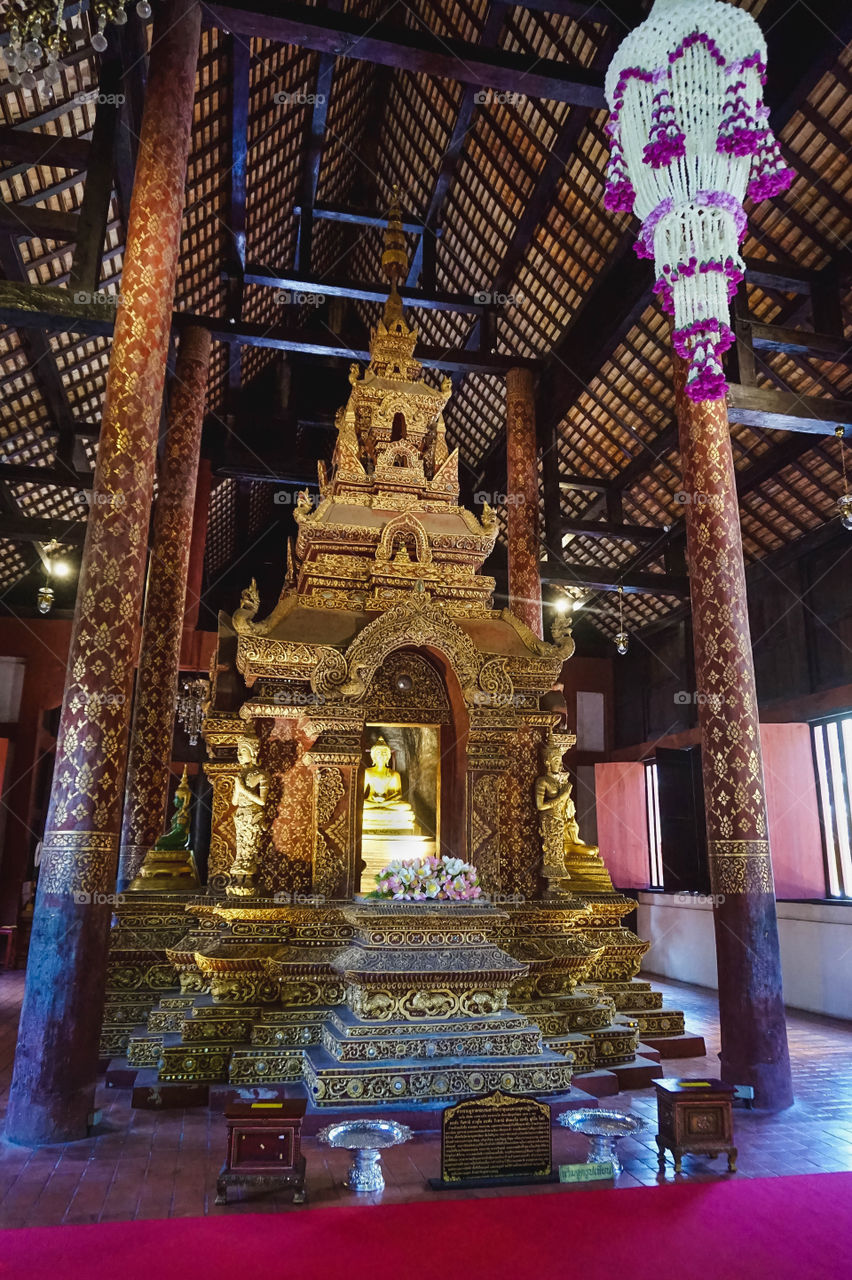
{"left": 233, "top": 579, "right": 260, "bottom": 634}
{"left": 294, "top": 488, "right": 314, "bottom": 522}
{"left": 550, "top": 610, "right": 576, "bottom": 660}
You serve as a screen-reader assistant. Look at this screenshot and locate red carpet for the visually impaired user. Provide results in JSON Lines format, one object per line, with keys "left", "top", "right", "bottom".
{"left": 2, "top": 1173, "right": 851, "bottom": 1280}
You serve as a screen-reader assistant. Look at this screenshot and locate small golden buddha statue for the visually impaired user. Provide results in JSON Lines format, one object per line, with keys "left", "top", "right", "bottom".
{"left": 226, "top": 734, "right": 269, "bottom": 897}
{"left": 364, "top": 737, "right": 406, "bottom": 808}
{"left": 535, "top": 734, "right": 612, "bottom": 896}
{"left": 360, "top": 737, "right": 436, "bottom": 892}
{"left": 363, "top": 738, "right": 418, "bottom": 834}
{"left": 128, "top": 766, "right": 200, "bottom": 892}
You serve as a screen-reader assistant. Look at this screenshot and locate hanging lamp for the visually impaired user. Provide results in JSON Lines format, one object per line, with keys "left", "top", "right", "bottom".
{"left": 0, "top": 3, "right": 151, "bottom": 92}
{"left": 604, "top": 0, "right": 793, "bottom": 403}
{"left": 614, "top": 583, "right": 629, "bottom": 656}
{"left": 837, "top": 427, "right": 852, "bottom": 532}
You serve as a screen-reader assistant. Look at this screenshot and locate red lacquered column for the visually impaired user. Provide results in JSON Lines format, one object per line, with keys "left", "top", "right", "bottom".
{"left": 118, "top": 326, "right": 211, "bottom": 889}
{"left": 505, "top": 367, "right": 543, "bottom": 639}
{"left": 6, "top": 0, "right": 202, "bottom": 1144}
{"left": 674, "top": 356, "right": 793, "bottom": 1110}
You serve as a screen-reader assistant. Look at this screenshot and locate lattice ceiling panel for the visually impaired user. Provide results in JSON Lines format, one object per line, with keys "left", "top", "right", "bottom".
{"left": 204, "top": 478, "right": 237, "bottom": 578}
{"left": 0, "top": 0, "right": 848, "bottom": 634}
{"left": 0, "top": 540, "right": 32, "bottom": 593}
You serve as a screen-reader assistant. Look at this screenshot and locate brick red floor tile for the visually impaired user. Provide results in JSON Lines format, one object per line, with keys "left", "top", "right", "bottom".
{"left": 3, "top": 969, "right": 852, "bottom": 1225}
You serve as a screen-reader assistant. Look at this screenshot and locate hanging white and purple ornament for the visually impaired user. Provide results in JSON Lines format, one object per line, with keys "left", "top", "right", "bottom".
{"left": 604, "top": 0, "right": 794, "bottom": 403}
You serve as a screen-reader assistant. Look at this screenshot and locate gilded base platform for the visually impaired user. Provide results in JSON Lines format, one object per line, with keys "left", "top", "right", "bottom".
{"left": 303, "top": 1049, "right": 575, "bottom": 1107}
{"left": 103, "top": 894, "right": 680, "bottom": 1103}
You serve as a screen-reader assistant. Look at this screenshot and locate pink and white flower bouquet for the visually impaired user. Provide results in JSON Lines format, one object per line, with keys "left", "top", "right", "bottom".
{"left": 373, "top": 854, "right": 481, "bottom": 902}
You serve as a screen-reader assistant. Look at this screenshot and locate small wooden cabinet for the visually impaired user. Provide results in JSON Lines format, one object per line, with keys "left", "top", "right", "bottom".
{"left": 217, "top": 1100, "right": 307, "bottom": 1205}
{"left": 654, "top": 1078, "right": 736, "bottom": 1174}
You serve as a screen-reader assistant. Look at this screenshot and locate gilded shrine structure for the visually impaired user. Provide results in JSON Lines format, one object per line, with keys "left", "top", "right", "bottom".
{"left": 101, "top": 203, "right": 693, "bottom": 1111}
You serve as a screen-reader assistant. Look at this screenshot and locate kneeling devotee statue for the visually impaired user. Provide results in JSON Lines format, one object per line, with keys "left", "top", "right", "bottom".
{"left": 535, "top": 733, "right": 613, "bottom": 897}
{"left": 227, "top": 734, "right": 270, "bottom": 897}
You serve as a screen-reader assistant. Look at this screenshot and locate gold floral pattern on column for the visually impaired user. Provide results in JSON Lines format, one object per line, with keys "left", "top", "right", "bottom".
{"left": 119, "top": 326, "right": 211, "bottom": 886}
{"left": 468, "top": 773, "right": 502, "bottom": 892}
{"left": 42, "top": 0, "right": 202, "bottom": 898}
{"left": 506, "top": 367, "right": 543, "bottom": 640}
{"left": 674, "top": 361, "right": 774, "bottom": 896}
{"left": 312, "top": 767, "right": 346, "bottom": 898}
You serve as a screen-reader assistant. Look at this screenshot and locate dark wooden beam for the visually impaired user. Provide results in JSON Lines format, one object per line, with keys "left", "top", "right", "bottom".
{"left": 205, "top": 1, "right": 607, "bottom": 108}
{"left": 70, "top": 50, "right": 122, "bottom": 297}
{"left": 541, "top": 563, "right": 689, "bottom": 598}
{"left": 0, "top": 464, "right": 93, "bottom": 488}
{"left": 295, "top": 45, "right": 335, "bottom": 276}
{"left": 225, "top": 34, "right": 251, "bottom": 404}
{"left": 0, "top": 241, "right": 83, "bottom": 466}
{"left": 727, "top": 385, "right": 852, "bottom": 435}
{"left": 0, "top": 514, "right": 86, "bottom": 544}
{"left": 562, "top": 517, "right": 668, "bottom": 544}
{"left": 0, "top": 127, "right": 90, "bottom": 172}
{"left": 296, "top": 202, "right": 438, "bottom": 235}
{"left": 0, "top": 203, "right": 78, "bottom": 241}
{"left": 179, "top": 313, "right": 537, "bottom": 374}
{"left": 214, "top": 462, "right": 319, "bottom": 485}
{"left": 407, "top": 1, "right": 510, "bottom": 289}
{"left": 0, "top": 280, "right": 529, "bottom": 373}
{"left": 241, "top": 266, "right": 487, "bottom": 313}
{"left": 747, "top": 322, "right": 852, "bottom": 364}
{"left": 0, "top": 280, "right": 115, "bottom": 334}
{"left": 559, "top": 475, "right": 610, "bottom": 493}
{"left": 113, "top": 13, "right": 148, "bottom": 227}
{"left": 742, "top": 256, "right": 821, "bottom": 295}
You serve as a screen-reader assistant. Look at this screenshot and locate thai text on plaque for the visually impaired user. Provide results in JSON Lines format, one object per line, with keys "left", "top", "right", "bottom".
{"left": 440, "top": 1090, "right": 552, "bottom": 1184}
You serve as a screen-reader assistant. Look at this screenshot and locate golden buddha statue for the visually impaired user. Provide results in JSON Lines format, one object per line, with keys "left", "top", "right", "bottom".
{"left": 360, "top": 737, "right": 435, "bottom": 892}
{"left": 364, "top": 738, "right": 406, "bottom": 807}
{"left": 128, "top": 766, "right": 200, "bottom": 892}
{"left": 535, "top": 733, "right": 612, "bottom": 896}
{"left": 226, "top": 734, "right": 269, "bottom": 897}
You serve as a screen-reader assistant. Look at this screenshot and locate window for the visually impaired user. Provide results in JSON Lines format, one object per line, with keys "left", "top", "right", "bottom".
{"left": 644, "top": 759, "right": 664, "bottom": 888}
{"left": 812, "top": 713, "right": 852, "bottom": 898}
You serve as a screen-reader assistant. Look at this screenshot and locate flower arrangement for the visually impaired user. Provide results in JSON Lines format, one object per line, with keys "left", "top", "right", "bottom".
{"left": 373, "top": 855, "right": 481, "bottom": 902}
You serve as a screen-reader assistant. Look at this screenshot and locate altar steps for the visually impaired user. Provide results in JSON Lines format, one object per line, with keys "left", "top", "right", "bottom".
{"left": 301, "top": 1043, "right": 576, "bottom": 1107}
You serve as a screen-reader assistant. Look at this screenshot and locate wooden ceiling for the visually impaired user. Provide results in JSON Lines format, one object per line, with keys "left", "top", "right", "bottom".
{"left": 1, "top": 0, "right": 851, "bottom": 639}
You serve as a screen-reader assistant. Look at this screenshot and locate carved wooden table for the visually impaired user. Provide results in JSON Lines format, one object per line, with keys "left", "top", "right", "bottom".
{"left": 654, "top": 1078, "right": 737, "bottom": 1174}
{"left": 217, "top": 1100, "right": 307, "bottom": 1205}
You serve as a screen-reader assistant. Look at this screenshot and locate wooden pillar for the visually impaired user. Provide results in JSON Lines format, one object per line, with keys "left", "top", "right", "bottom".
{"left": 673, "top": 356, "right": 793, "bottom": 1111}
{"left": 505, "top": 368, "right": 543, "bottom": 639}
{"left": 118, "top": 326, "right": 211, "bottom": 889}
{"left": 183, "top": 455, "right": 212, "bottom": 633}
{"left": 5, "top": 0, "right": 202, "bottom": 1145}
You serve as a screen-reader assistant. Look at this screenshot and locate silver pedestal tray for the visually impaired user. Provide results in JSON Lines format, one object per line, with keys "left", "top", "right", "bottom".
{"left": 557, "top": 1108, "right": 648, "bottom": 1177}
{"left": 318, "top": 1119, "right": 413, "bottom": 1193}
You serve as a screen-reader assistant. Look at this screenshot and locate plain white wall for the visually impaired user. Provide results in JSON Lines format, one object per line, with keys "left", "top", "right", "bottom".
{"left": 638, "top": 893, "right": 852, "bottom": 1021}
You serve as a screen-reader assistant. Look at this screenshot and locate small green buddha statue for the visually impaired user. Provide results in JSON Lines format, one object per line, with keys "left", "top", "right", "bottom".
{"left": 154, "top": 771, "right": 193, "bottom": 850}
{"left": 127, "top": 767, "right": 200, "bottom": 892}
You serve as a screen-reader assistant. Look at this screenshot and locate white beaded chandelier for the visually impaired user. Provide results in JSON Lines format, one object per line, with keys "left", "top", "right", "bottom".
{"left": 604, "top": 0, "right": 793, "bottom": 402}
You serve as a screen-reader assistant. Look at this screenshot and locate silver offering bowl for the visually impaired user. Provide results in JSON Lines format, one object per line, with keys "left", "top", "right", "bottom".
{"left": 557, "top": 1108, "right": 649, "bottom": 1177}
{"left": 318, "top": 1118, "right": 413, "bottom": 1193}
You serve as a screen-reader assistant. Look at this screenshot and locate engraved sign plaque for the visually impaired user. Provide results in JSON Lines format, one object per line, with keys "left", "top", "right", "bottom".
{"left": 438, "top": 1090, "right": 552, "bottom": 1186}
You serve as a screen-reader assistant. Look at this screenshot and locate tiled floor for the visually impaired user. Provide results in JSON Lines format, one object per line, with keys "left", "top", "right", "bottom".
{"left": 2, "top": 969, "right": 852, "bottom": 1228}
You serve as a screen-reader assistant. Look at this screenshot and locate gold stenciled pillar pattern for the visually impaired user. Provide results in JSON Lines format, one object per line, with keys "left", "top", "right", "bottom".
{"left": 505, "top": 367, "right": 543, "bottom": 640}
{"left": 119, "top": 326, "right": 211, "bottom": 888}
{"left": 673, "top": 354, "right": 792, "bottom": 1109}
{"left": 674, "top": 365, "right": 772, "bottom": 895}
{"left": 6, "top": 0, "right": 202, "bottom": 1145}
